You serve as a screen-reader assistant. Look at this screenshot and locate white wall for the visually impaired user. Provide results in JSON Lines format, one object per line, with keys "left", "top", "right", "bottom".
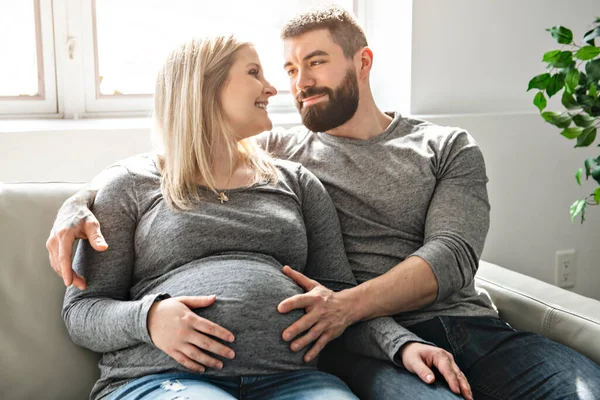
{"left": 1, "top": 0, "right": 599, "bottom": 299}
{"left": 0, "top": 120, "right": 152, "bottom": 183}
{"left": 410, "top": 0, "right": 600, "bottom": 299}
{"left": 411, "top": 0, "right": 599, "bottom": 115}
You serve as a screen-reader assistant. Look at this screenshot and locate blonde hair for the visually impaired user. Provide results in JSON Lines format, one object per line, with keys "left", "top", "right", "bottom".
{"left": 153, "top": 36, "right": 279, "bottom": 211}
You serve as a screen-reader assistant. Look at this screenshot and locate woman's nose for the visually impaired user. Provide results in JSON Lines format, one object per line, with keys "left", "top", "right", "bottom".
{"left": 264, "top": 80, "right": 277, "bottom": 97}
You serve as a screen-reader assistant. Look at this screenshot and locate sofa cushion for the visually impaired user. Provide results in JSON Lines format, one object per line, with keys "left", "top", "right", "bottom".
{"left": 0, "top": 183, "right": 99, "bottom": 400}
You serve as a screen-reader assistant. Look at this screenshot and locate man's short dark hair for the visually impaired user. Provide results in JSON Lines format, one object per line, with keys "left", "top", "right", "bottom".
{"left": 280, "top": 5, "right": 368, "bottom": 59}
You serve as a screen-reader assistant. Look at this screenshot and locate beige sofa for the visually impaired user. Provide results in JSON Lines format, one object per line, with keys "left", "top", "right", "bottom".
{"left": 1, "top": 182, "right": 599, "bottom": 400}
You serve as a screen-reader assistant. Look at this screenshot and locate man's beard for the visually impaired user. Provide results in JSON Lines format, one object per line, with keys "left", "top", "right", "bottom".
{"left": 295, "top": 68, "right": 359, "bottom": 133}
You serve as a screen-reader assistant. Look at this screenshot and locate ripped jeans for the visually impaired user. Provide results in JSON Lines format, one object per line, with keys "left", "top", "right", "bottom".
{"left": 103, "top": 370, "right": 358, "bottom": 400}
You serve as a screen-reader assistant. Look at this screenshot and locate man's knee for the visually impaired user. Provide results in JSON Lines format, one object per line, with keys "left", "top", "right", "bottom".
{"left": 320, "top": 351, "right": 460, "bottom": 400}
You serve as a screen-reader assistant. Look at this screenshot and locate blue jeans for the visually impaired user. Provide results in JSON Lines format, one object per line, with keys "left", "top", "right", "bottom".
{"left": 319, "top": 316, "right": 600, "bottom": 400}
{"left": 104, "top": 370, "right": 358, "bottom": 400}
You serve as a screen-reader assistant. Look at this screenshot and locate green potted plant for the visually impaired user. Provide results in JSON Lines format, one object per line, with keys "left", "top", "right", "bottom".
{"left": 527, "top": 18, "right": 600, "bottom": 223}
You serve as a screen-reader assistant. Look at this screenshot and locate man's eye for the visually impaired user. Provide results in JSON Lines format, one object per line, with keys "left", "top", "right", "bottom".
{"left": 286, "top": 69, "right": 297, "bottom": 76}
{"left": 310, "top": 60, "right": 324, "bottom": 66}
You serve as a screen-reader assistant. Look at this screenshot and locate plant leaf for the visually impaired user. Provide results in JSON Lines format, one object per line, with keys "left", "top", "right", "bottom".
{"left": 576, "top": 168, "right": 583, "bottom": 185}
{"left": 576, "top": 93, "right": 595, "bottom": 107}
{"left": 570, "top": 199, "right": 586, "bottom": 222}
{"left": 592, "top": 166, "right": 600, "bottom": 184}
{"left": 594, "top": 187, "right": 600, "bottom": 204}
{"left": 573, "top": 113, "right": 596, "bottom": 127}
{"left": 591, "top": 83, "right": 598, "bottom": 99}
{"left": 547, "top": 26, "right": 573, "bottom": 44}
{"left": 575, "top": 46, "right": 600, "bottom": 60}
{"left": 527, "top": 73, "right": 551, "bottom": 91}
{"left": 586, "top": 59, "right": 600, "bottom": 81}
{"left": 575, "top": 126, "right": 597, "bottom": 147}
{"left": 565, "top": 69, "right": 580, "bottom": 93}
{"left": 561, "top": 91, "right": 579, "bottom": 110}
{"left": 549, "top": 51, "right": 573, "bottom": 68}
{"left": 534, "top": 92, "right": 547, "bottom": 112}
{"left": 583, "top": 27, "right": 600, "bottom": 46}
{"left": 546, "top": 74, "right": 565, "bottom": 97}
{"left": 561, "top": 127, "right": 583, "bottom": 139}
{"left": 585, "top": 157, "right": 597, "bottom": 178}
{"left": 542, "top": 50, "right": 561, "bottom": 63}
{"left": 542, "top": 111, "right": 572, "bottom": 128}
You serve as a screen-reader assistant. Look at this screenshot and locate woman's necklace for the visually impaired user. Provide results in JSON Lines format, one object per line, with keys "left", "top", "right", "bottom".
{"left": 217, "top": 191, "right": 229, "bottom": 203}
{"left": 215, "top": 158, "right": 241, "bottom": 203}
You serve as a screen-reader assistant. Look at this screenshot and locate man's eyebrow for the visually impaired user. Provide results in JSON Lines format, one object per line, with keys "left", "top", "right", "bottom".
{"left": 283, "top": 50, "right": 330, "bottom": 68}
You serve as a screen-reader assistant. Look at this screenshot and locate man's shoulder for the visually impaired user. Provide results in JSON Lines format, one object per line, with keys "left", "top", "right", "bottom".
{"left": 259, "top": 126, "right": 314, "bottom": 156}
{"left": 90, "top": 153, "right": 158, "bottom": 192}
{"left": 109, "top": 153, "right": 160, "bottom": 178}
{"left": 400, "top": 116, "right": 476, "bottom": 150}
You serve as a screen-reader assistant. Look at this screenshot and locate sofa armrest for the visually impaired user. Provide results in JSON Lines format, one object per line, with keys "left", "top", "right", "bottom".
{"left": 475, "top": 261, "right": 600, "bottom": 365}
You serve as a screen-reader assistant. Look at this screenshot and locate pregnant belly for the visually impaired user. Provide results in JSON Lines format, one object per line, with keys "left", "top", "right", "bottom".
{"left": 140, "top": 253, "right": 314, "bottom": 375}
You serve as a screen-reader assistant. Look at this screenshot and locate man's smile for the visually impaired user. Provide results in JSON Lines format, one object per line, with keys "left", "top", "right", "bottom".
{"left": 302, "top": 94, "right": 327, "bottom": 107}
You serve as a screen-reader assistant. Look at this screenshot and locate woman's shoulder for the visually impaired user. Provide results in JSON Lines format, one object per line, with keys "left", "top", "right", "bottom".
{"left": 270, "top": 158, "right": 323, "bottom": 193}
{"left": 271, "top": 158, "right": 303, "bottom": 173}
{"left": 271, "top": 158, "right": 314, "bottom": 182}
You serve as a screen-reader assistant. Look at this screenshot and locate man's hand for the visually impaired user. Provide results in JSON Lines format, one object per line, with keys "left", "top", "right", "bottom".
{"left": 148, "top": 295, "right": 236, "bottom": 373}
{"left": 401, "top": 342, "right": 472, "bottom": 400}
{"left": 278, "top": 266, "right": 356, "bottom": 362}
{"left": 46, "top": 197, "right": 106, "bottom": 290}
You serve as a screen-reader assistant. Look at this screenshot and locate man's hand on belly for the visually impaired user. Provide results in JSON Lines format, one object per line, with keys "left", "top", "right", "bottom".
{"left": 148, "top": 295, "right": 236, "bottom": 373}
{"left": 277, "top": 266, "right": 356, "bottom": 362}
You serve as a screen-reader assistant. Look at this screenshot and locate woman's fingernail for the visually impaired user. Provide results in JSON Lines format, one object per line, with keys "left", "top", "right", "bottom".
{"left": 426, "top": 374, "right": 433, "bottom": 383}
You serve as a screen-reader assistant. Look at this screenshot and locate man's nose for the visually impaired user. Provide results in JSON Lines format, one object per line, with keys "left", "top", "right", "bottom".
{"left": 295, "top": 69, "right": 315, "bottom": 92}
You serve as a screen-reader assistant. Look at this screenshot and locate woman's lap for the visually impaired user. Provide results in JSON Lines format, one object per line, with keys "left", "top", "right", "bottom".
{"left": 104, "top": 370, "right": 358, "bottom": 400}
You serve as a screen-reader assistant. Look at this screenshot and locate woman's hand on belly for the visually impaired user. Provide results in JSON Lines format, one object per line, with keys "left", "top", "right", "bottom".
{"left": 147, "top": 295, "right": 236, "bottom": 373}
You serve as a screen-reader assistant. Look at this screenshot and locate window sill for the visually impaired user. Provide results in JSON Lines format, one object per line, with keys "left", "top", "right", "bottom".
{"left": 0, "top": 112, "right": 302, "bottom": 134}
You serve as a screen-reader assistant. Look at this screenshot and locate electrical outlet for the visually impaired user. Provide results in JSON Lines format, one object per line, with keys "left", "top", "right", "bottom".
{"left": 555, "top": 249, "right": 576, "bottom": 288}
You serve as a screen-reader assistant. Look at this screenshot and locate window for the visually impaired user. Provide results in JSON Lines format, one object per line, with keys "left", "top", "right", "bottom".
{"left": 0, "top": 0, "right": 56, "bottom": 115}
{"left": 0, "top": 0, "right": 358, "bottom": 118}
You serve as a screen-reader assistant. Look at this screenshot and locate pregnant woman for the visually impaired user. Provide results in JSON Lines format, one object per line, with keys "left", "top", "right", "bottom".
{"left": 62, "top": 36, "right": 403, "bottom": 400}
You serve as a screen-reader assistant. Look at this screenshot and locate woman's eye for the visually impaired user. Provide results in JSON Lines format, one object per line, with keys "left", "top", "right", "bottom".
{"left": 249, "top": 69, "right": 259, "bottom": 76}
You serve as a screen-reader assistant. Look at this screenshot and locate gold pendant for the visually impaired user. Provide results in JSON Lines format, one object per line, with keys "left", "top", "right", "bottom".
{"left": 217, "top": 192, "right": 229, "bottom": 203}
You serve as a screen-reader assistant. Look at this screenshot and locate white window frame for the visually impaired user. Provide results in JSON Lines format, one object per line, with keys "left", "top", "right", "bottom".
{"left": 79, "top": 0, "right": 152, "bottom": 115}
{"left": 1, "top": 0, "right": 57, "bottom": 116}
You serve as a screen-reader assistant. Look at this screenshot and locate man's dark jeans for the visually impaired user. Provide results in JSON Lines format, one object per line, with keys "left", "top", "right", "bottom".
{"left": 320, "top": 316, "right": 600, "bottom": 399}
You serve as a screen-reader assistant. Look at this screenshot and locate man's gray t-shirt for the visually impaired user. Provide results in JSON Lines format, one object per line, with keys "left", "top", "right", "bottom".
{"left": 63, "top": 156, "right": 425, "bottom": 400}
{"left": 260, "top": 113, "right": 498, "bottom": 326}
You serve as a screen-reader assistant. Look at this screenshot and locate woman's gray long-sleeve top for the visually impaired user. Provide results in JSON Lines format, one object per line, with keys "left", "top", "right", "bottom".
{"left": 62, "top": 155, "right": 427, "bottom": 400}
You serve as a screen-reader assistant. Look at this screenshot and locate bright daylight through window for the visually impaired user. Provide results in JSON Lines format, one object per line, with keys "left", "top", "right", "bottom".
{"left": 0, "top": 0, "right": 355, "bottom": 117}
